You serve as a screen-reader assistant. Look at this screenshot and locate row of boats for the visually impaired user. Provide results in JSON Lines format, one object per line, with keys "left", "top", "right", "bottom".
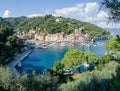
{"left": 36, "top": 42, "right": 67, "bottom": 49}
{"left": 35, "top": 41, "right": 105, "bottom": 49}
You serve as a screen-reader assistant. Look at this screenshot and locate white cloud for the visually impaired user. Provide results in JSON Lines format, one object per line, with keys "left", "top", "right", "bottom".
{"left": 28, "top": 14, "right": 42, "bottom": 18}
{"left": 55, "top": 3, "right": 85, "bottom": 20}
{"left": 85, "top": 2, "right": 98, "bottom": 17}
{"left": 3, "top": 10, "right": 10, "bottom": 18}
{"left": 54, "top": 2, "right": 119, "bottom": 28}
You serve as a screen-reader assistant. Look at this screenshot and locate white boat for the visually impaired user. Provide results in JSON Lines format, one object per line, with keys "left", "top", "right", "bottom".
{"left": 48, "top": 42, "right": 56, "bottom": 46}
{"left": 60, "top": 42, "right": 66, "bottom": 46}
{"left": 17, "top": 62, "right": 21, "bottom": 67}
{"left": 93, "top": 44, "right": 96, "bottom": 46}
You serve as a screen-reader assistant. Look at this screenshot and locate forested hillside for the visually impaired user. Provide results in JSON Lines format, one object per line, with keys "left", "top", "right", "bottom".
{"left": 0, "top": 15, "right": 110, "bottom": 37}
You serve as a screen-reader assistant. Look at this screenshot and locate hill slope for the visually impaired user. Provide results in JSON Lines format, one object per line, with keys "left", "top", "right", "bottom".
{"left": 0, "top": 15, "right": 110, "bottom": 37}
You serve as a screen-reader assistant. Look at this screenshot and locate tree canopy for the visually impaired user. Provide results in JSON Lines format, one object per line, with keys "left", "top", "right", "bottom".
{"left": 102, "top": 0, "right": 120, "bottom": 22}
{"left": 105, "top": 36, "right": 120, "bottom": 52}
{"left": 0, "top": 15, "right": 110, "bottom": 38}
{"left": 61, "top": 49, "right": 85, "bottom": 69}
{"left": 61, "top": 49, "right": 98, "bottom": 70}
{"left": 0, "top": 25, "right": 21, "bottom": 65}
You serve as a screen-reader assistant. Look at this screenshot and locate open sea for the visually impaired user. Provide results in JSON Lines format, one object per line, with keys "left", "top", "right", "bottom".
{"left": 17, "top": 28, "right": 120, "bottom": 74}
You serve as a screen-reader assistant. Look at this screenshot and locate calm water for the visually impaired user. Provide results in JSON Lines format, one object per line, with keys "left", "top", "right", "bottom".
{"left": 18, "top": 28, "right": 120, "bottom": 74}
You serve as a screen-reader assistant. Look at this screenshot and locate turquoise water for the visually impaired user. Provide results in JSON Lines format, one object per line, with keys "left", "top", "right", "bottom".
{"left": 18, "top": 28, "right": 120, "bottom": 74}
{"left": 18, "top": 38, "right": 108, "bottom": 74}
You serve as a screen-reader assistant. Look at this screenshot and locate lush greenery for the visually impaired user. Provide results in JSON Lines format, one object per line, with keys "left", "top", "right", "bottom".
{"left": 0, "top": 66, "right": 59, "bottom": 91}
{"left": 61, "top": 49, "right": 97, "bottom": 70}
{"left": 53, "top": 61, "right": 63, "bottom": 74}
{"left": 62, "top": 49, "right": 85, "bottom": 69}
{"left": 0, "top": 15, "right": 110, "bottom": 37}
{"left": 59, "top": 61, "right": 120, "bottom": 91}
{"left": 0, "top": 60, "right": 120, "bottom": 91}
{"left": 0, "top": 25, "right": 22, "bottom": 65}
{"left": 106, "top": 35, "right": 120, "bottom": 52}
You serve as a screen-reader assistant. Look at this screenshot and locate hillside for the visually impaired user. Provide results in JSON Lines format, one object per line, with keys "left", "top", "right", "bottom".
{"left": 0, "top": 15, "right": 110, "bottom": 37}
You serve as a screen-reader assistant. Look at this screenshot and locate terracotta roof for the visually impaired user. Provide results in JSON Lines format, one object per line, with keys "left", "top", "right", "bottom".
{"left": 72, "top": 73, "right": 82, "bottom": 79}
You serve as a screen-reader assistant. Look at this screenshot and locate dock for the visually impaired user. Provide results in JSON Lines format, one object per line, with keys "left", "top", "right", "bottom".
{"left": 6, "top": 50, "right": 32, "bottom": 77}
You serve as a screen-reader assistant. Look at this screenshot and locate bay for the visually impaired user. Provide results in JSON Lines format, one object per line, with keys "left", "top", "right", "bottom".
{"left": 18, "top": 28, "right": 120, "bottom": 74}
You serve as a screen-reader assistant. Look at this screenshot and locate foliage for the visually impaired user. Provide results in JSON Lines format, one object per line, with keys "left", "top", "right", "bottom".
{"left": 53, "top": 61, "right": 63, "bottom": 74}
{"left": 106, "top": 36, "right": 120, "bottom": 52}
{"left": 116, "top": 53, "right": 120, "bottom": 60}
{"left": 0, "top": 66, "right": 17, "bottom": 91}
{"left": 62, "top": 49, "right": 85, "bottom": 69}
{"left": 102, "top": 0, "right": 120, "bottom": 22}
{"left": 84, "top": 52, "right": 98, "bottom": 63}
{"left": 0, "top": 66, "right": 59, "bottom": 91}
{"left": 0, "top": 15, "right": 110, "bottom": 37}
{"left": 16, "top": 74, "right": 59, "bottom": 91}
{"left": 95, "top": 54, "right": 111, "bottom": 70}
{"left": 0, "top": 25, "right": 22, "bottom": 65}
{"left": 59, "top": 61, "right": 119, "bottom": 91}
{"left": 61, "top": 49, "right": 98, "bottom": 70}
{"left": 110, "top": 66, "right": 120, "bottom": 91}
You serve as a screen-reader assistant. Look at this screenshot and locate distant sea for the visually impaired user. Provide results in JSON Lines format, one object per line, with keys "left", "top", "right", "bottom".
{"left": 107, "top": 28, "right": 120, "bottom": 37}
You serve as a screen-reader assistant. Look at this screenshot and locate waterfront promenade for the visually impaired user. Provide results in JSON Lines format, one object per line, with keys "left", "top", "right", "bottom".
{"left": 6, "top": 50, "right": 32, "bottom": 76}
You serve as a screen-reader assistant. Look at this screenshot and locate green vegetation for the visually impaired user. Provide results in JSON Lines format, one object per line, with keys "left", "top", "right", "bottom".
{"left": 61, "top": 49, "right": 97, "bottom": 70}
{"left": 0, "top": 66, "right": 59, "bottom": 91}
{"left": 106, "top": 35, "right": 120, "bottom": 52}
{"left": 116, "top": 53, "right": 120, "bottom": 60}
{"left": 0, "top": 15, "right": 110, "bottom": 37}
{"left": 59, "top": 61, "right": 120, "bottom": 91}
{"left": 95, "top": 54, "right": 111, "bottom": 70}
{"left": 62, "top": 49, "right": 85, "bottom": 69}
{"left": 0, "top": 25, "right": 22, "bottom": 65}
{"left": 85, "top": 52, "right": 98, "bottom": 63}
{"left": 53, "top": 61, "right": 63, "bottom": 74}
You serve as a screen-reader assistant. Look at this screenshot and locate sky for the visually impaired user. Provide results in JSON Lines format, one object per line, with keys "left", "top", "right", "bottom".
{"left": 0, "top": 0, "right": 119, "bottom": 28}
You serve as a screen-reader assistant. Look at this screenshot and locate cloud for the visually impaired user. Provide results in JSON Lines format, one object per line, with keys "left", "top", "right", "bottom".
{"left": 85, "top": 2, "right": 98, "bottom": 17}
{"left": 55, "top": 3, "right": 85, "bottom": 20}
{"left": 28, "top": 14, "right": 42, "bottom": 18}
{"left": 54, "top": 2, "right": 119, "bottom": 28}
{"left": 3, "top": 10, "right": 10, "bottom": 18}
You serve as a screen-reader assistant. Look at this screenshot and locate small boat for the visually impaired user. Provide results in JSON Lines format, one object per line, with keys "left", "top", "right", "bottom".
{"left": 17, "top": 62, "right": 21, "bottom": 67}
{"left": 93, "top": 44, "right": 96, "bottom": 46}
{"left": 42, "top": 46, "right": 48, "bottom": 49}
{"left": 60, "top": 42, "right": 66, "bottom": 46}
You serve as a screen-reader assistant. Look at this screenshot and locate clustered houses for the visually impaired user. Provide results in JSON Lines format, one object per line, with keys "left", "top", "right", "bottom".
{"left": 17, "top": 28, "right": 93, "bottom": 44}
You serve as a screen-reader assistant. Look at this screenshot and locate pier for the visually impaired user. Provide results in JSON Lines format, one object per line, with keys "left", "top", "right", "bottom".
{"left": 6, "top": 50, "right": 32, "bottom": 76}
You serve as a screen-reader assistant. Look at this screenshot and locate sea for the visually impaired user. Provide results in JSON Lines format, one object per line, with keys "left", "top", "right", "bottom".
{"left": 17, "top": 28, "right": 120, "bottom": 74}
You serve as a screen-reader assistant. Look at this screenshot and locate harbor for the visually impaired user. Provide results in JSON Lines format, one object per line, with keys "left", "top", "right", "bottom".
{"left": 6, "top": 50, "right": 32, "bottom": 76}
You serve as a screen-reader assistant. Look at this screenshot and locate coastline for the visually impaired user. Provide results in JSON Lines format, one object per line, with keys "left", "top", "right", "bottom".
{"left": 6, "top": 50, "right": 32, "bottom": 76}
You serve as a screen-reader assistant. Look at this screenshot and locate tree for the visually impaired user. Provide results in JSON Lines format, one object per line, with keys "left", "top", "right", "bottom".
{"left": 53, "top": 61, "right": 63, "bottom": 74}
{"left": 102, "top": 0, "right": 120, "bottom": 22}
{"left": 59, "top": 61, "right": 119, "bottom": 91}
{"left": 84, "top": 52, "right": 98, "bottom": 63}
{"left": 110, "top": 66, "right": 120, "bottom": 91}
{"left": 105, "top": 36, "right": 120, "bottom": 52}
{"left": 0, "top": 66, "right": 16, "bottom": 91}
{"left": 116, "top": 53, "right": 120, "bottom": 60}
{"left": 96, "top": 54, "right": 111, "bottom": 70}
{"left": 62, "top": 49, "right": 85, "bottom": 69}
